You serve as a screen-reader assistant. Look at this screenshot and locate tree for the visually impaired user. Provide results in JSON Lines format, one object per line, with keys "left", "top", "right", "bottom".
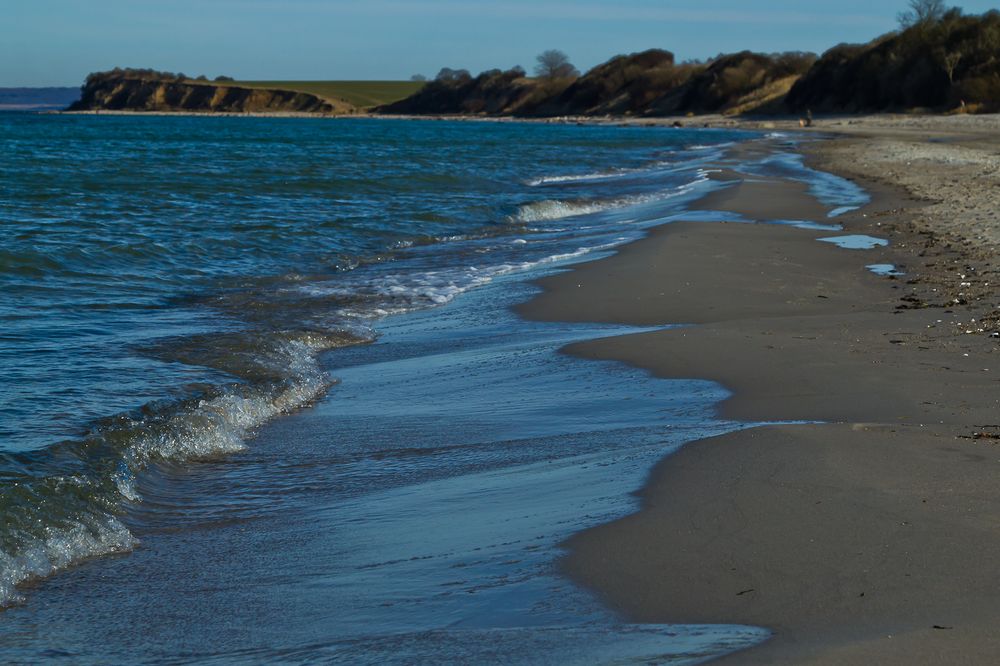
{"left": 410, "top": 74, "right": 427, "bottom": 82}
{"left": 940, "top": 49, "right": 962, "bottom": 83}
{"left": 435, "top": 67, "right": 472, "bottom": 83}
{"left": 534, "top": 49, "right": 579, "bottom": 80}
{"left": 898, "top": 0, "right": 948, "bottom": 28}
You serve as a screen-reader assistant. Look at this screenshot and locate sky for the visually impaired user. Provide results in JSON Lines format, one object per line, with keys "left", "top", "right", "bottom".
{"left": 4, "top": 0, "right": 999, "bottom": 86}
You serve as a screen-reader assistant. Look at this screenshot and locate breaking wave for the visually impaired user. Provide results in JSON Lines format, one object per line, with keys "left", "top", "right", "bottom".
{"left": 526, "top": 161, "right": 674, "bottom": 187}
{"left": 0, "top": 329, "right": 369, "bottom": 607}
{"left": 514, "top": 174, "right": 709, "bottom": 224}
{"left": 512, "top": 198, "right": 644, "bottom": 223}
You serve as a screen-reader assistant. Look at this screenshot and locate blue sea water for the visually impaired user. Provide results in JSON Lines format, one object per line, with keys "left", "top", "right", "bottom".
{"left": 0, "top": 114, "right": 743, "bottom": 455}
{"left": 0, "top": 114, "right": 868, "bottom": 663}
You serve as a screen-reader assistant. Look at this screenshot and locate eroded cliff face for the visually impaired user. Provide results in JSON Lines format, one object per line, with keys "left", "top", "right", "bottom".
{"left": 68, "top": 73, "right": 350, "bottom": 114}
{"left": 377, "top": 50, "right": 815, "bottom": 118}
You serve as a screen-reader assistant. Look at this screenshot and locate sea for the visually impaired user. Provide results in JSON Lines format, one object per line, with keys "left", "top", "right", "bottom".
{"left": 0, "top": 113, "right": 867, "bottom": 664}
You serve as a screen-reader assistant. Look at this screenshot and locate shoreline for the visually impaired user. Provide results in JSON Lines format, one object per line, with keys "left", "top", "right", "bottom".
{"left": 50, "top": 107, "right": 1000, "bottom": 133}
{"left": 518, "top": 125, "right": 999, "bottom": 662}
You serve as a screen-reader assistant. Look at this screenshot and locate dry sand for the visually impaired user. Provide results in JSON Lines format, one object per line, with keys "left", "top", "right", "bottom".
{"left": 517, "top": 119, "right": 1000, "bottom": 663}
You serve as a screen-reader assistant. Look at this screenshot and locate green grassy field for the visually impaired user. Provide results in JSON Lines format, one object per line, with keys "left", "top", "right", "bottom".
{"left": 232, "top": 81, "right": 425, "bottom": 108}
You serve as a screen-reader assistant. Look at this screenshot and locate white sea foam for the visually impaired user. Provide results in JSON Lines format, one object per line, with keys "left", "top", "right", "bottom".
{"left": 527, "top": 172, "right": 620, "bottom": 186}
{"left": 686, "top": 141, "right": 734, "bottom": 151}
{"left": 0, "top": 334, "right": 353, "bottom": 607}
{"left": 514, "top": 175, "right": 708, "bottom": 225}
{"left": 512, "top": 198, "right": 641, "bottom": 223}
{"left": 0, "top": 504, "right": 136, "bottom": 606}
{"left": 525, "top": 162, "right": 673, "bottom": 187}
{"left": 123, "top": 338, "right": 334, "bottom": 470}
{"left": 306, "top": 241, "right": 626, "bottom": 321}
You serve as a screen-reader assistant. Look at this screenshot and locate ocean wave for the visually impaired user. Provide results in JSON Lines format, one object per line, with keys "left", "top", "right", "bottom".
{"left": 0, "top": 506, "right": 135, "bottom": 607}
{"left": 527, "top": 172, "right": 620, "bottom": 186}
{"left": 685, "top": 141, "right": 734, "bottom": 151}
{"left": 0, "top": 329, "right": 370, "bottom": 607}
{"left": 512, "top": 198, "right": 639, "bottom": 223}
{"left": 301, "top": 240, "right": 626, "bottom": 321}
{"left": 525, "top": 162, "right": 672, "bottom": 187}
{"left": 514, "top": 175, "right": 708, "bottom": 225}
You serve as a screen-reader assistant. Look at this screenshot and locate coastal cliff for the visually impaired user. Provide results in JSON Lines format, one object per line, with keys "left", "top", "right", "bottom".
{"left": 376, "top": 49, "right": 815, "bottom": 118}
{"left": 381, "top": 9, "right": 1000, "bottom": 118}
{"left": 70, "top": 9, "right": 1000, "bottom": 118}
{"left": 67, "top": 69, "right": 350, "bottom": 114}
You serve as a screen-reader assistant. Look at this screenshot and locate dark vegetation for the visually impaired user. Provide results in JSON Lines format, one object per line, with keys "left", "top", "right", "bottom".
{"left": 378, "top": 49, "right": 815, "bottom": 117}
{"left": 381, "top": 5, "right": 1000, "bottom": 118}
{"left": 643, "top": 50, "right": 815, "bottom": 115}
{"left": 379, "top": 66, "right": 537, "bottom": 115}
{"left": 787, "top": 8, "right": 1000, "bottom": 112}
{"left": 535, "top": 49, "right": 580, "bottom": 80}
{"left": 528, "top": 49, "right": 683, "bottom": 116}
{"left": 232, "top": 81, "right": 424, "bottom": 108}
{"left": 70, "top": 5, "right": 1000, "bottom": 117}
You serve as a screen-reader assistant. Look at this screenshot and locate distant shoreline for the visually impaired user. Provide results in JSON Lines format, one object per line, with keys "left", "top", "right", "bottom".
{"left": 0, "top": 105, "right": 69, "bottom": 111}
{"left": 51, "top": 108, "right": 1000, "bottom": 139}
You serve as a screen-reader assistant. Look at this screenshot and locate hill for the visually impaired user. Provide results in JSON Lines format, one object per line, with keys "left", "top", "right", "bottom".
{"left": 67, "top": 69, "right": 348, "bottom": 114}
{"left": 381, "top": 9, "right": 1000, "bottom": 119}
{"left": 524, "top": 49, "right": 685, "bottom": 116}
{"left": 377, "top": 50, "right": 815, "bottom": 118}
{"left": 67, "top": 9, "right": 1000, "bottom": 118}
{"left": 646, "top": 51, "right": 815, "bottom": 116}
{"left": 231, "top": 81, "right": 424, "bottom": 109}
{"left": 377, "top": 68, "right": 541, "bottom": 115}
{"left": 787, "top": 9, "right": 1000, "bottom": 112}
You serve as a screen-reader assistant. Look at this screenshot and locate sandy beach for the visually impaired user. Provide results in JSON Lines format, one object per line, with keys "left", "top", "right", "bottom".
{"left": 519, "top": 117, "right": 1000, "bottom": 663}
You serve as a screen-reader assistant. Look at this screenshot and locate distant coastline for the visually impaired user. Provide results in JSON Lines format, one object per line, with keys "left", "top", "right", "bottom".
{"left": 0, "top": 86, "right": 79, "bottom": 110}
{"left": 60, "top": 10, "right": 1000, "bottom": 119}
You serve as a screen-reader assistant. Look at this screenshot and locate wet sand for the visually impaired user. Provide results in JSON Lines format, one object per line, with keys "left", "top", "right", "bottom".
{"left": 517, "top": 129, "right": 1000, "bottom": 662}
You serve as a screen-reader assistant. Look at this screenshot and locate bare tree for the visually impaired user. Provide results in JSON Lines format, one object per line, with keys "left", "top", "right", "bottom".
{"left": 534, "top": 50, "right": 579, "bottom": 80}
{"left": 435, "top": 67, "right": 472, "bottom": 83}
{"left": 898, "top": 0, "right": 947, "bottom": 28}
{"left": 941, "top": 50, "right": 962, "bottom": 83}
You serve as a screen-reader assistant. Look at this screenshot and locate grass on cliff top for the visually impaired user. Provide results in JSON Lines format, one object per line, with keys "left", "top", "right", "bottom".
{"left": 229, "top": 81, "right": 425, "bottom": 108}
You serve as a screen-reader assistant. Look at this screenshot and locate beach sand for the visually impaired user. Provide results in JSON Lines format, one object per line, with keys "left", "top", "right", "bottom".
{"left": 518, "top": 121, "right": 1000, "bottom": 663}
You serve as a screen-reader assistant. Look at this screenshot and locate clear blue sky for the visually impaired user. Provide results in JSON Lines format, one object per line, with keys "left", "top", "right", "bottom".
{"left": 5, "top": 0, "right": 999, "bottom": 86}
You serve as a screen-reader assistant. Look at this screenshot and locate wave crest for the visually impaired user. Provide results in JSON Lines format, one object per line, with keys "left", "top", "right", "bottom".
{"left": 513, "top": 196, "right": 651, "bottom": 224}
{"left": 0, "top": 329, "right": 369, "bottom": 607}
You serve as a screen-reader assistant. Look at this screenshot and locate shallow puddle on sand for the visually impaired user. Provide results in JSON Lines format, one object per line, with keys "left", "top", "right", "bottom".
{"left": 866, "top": 263, "right": 905, "bottom": 276}
{"left": 817, "top": 234, "right": 889, "bottom": 250}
